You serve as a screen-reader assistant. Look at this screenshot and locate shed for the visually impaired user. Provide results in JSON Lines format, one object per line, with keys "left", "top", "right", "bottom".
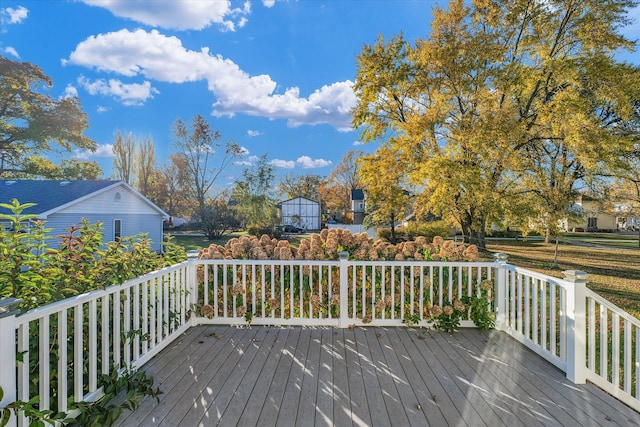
{"left": 0, "top": 180, "right": 169, "bottom": 252}
{"left": 278, "top": 196, "right": 321, "bottom": 230}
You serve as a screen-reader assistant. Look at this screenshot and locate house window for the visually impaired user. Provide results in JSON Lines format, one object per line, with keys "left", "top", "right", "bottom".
{"left": 114, "top": 219, "right": 122, "bottom": 241}
{"left": 587, "top": 217, "right": 597, "bottom": 230}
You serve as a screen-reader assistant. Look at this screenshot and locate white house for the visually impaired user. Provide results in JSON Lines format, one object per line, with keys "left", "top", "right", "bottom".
{"left": 0, "top": 180, "right": 169, "bottom": 251}
{"left": 278, "top": 197, "right": 321, "bottom": 230}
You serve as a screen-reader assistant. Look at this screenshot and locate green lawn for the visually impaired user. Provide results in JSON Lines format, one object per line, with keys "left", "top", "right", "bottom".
{"left": 484, "top": 239, "right": 640, "bottom": 318}
{"left": 166, "top": 232, "right": 241, "bottom": 251}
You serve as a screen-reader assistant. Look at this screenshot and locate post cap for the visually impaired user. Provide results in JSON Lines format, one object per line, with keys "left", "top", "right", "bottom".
{"left": 0, "top": 297, "right": 23, "bottom": 318}
{"left": 493, "top": 253, "right": 509, "bottom": 262}
{"left": 563, "top": 270, "right": 589, "bottom": 282}
{"left": 186, "top": 250, "right": 200, "bottom": 259}
{"left": 338, "top": 251, "right": 349, "bottom": 260}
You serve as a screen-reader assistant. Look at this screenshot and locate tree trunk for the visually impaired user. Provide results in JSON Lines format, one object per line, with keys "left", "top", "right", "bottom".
{"left": 390, "top": 213, "right": 397, "bottom": 244}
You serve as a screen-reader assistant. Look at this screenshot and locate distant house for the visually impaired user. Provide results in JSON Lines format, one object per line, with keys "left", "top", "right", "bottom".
{"left": 351, "top": 189, "right": 365, "bottom": 225}
{"left": 277, "top": 197, "right": 321, "bottom": 230}
{"left": 0, "top": 180, "right": 168, "bottom": 251}
{"left": 562, "top": 195, "right": 617, "bottom": 232}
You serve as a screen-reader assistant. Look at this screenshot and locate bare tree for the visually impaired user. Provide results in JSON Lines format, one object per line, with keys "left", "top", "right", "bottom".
{"left": 172, "top": 114, "right": 242, "bottom": 239}
{"left": 112, "top": 130, "right": 136, "bottom": 184}
{"left": 135, "top": 136, "right": 155, "bottom": 197}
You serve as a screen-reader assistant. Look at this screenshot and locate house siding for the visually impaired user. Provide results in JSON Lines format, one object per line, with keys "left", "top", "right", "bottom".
{"left": 53, "top": 186, "right": 160, "bottom": 216}
{"left": 43, "top": 213, "right": 164, "bottom": 251}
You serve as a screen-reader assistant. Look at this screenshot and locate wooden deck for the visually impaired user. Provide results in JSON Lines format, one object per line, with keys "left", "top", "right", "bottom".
{"left": 114, "top": 326, "right": 640, "bottom": 426}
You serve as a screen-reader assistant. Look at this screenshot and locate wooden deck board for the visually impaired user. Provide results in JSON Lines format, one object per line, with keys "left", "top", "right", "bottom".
{"left": 114, "top": 326, "right": 640, "bottom": 427}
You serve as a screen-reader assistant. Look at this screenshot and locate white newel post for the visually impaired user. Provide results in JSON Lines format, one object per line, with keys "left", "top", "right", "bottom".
{"left": 186, "top": 254, "right": 199, "bottom": 327}
{"left": 0, "top": 298, "right": 22, "bottom": 427}
{"left": 493, "top": 253, "right": 509, "bottom": 331}
{"left": 564, "top": 270, "right": 588, "bottom": 384}
{"left": 338, "top": 252, "right": 349, "bottom": 328}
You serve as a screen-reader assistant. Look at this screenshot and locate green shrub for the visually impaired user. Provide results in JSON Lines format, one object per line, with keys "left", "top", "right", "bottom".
{"left": 397, "top": 221, "right": 451, "bottom": 242}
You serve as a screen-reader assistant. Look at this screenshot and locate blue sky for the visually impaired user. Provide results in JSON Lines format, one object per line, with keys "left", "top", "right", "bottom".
{"left": 0, "top": 0, "right": 438, "bottom": 182}
{"left": 1, "top": 0, "right": 640, "bottom": 185}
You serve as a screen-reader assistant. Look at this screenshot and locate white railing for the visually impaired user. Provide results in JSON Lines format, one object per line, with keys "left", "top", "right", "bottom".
{"left": 493, "top": 254, "right": 640, "bottom": 411}
{"left": 2, "top": 253, "right": 640, "bottom": 425}
{"left": 190, "top": 255, "right": 495, "bottom": 328}
{"left": 584, "top": 288, "right": 640, "bottom": 410}
{"left": 0, "top": 262, "right": 193, "bottom": 427}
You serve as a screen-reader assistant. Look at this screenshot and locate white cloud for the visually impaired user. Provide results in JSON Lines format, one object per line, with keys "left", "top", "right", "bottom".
{"left": 235, "top": 154, "right": 258, "bottom": 166}
{"left": 77, "top": 76, "right": 159, "bottom": 106}
{"left": 62, "top": 84, "right": 78, "bottom": 99}
{"left": 96, "top": 106, "right": 110, "bottom": 113}
{"left": 271, "top": 159, "right": 295, "bottom": 169}
{"left": 79, "top": 0, "right": 250, "bottom": 31}
{"left": 1, "top": 6, "right": 28, "bottom": 25}
{"left": 247, "top": 129, "right": 262, "bottom": 137}
{"left": 353, "top": 140, "right": 364, "bottom": 146}
{"left": 270, "top": 156, "right": 331, "bottom": 169}
{"left": 66, "top": 28, "right": 356, "bottom": 131}
{"left": 74, "top": 143, "right": 114, "bottom": 160}
{"left": 3, "top": 46, "right": 19, "bottom": 58}
{"left": 296, "top": 156, "right": 332, "bottom": 168}
{"left": 262, "top": 0, "right": 276, "bottom": 7}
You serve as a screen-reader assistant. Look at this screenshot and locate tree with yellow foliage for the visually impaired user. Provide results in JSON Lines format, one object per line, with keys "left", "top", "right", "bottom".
{"left": 353, "top": 0, "right": 640, "bottom": 247}
{"left": 358, "top": 145, "right": 413, "bottom": 243}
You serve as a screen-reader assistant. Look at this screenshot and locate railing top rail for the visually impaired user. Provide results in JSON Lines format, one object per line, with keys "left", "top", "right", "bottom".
{"left": 585, "top": 288, "right": 640, "bottom": 327}
{"left": 192, "top": 259, "right": 339, "bottom": 266}
{"left": 16, "top": 261, "right": 190, "bottom": 325}
{"left": 191, "top": 258, "right": 497, "bottom": 268}
{"left": 345, "top": 260, "right": 496, "bottom": 267}
{"left": 505, "top": 264, "right": 573, "bottom": 288}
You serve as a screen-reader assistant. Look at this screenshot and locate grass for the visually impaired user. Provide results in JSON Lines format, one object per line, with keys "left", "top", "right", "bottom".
{"left": 484, "top": 240, "right": 640, "bottom": 318}
{"left": 166, "top": 232, "right": 240, "bottom": 251}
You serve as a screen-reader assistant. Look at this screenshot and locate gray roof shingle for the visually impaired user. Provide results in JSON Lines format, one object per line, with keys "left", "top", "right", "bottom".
{"left": 0, "top": 180, "right": 119, "bottom": 215}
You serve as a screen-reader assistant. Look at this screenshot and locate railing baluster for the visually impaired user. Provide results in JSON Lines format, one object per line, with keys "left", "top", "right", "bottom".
{"left": 124, "top": 286, "right": 131, "bottom": 364}
{"left": 624, "top": 320, "right": 631, "bottom": 393}
{"left": 517, "top": 273, "right": 523, "bottom": 335}
{"left": 89, "top": 299, "right": 97, "bottom": 392}
{"left": 133, "top": 283, "right": 141, "bottom": 360}
{"left": 102, "top": 294, "right": 110, "bottom": 373}
{"left": 541, "top": 281, "right": 547, "bottom": 351}
{"left": 253, "top": 264, "right": 258, "bottom": 320}
{"left": 58, "top": 309, "right": 68, "bottom": 414}
{"left": 588, "top": 297, "right": 595, "bottom": 371}
{"left": 74, "top": 304, "right": 83, "bottom": 403}
{"left": 352, "top": 265, "right": 357, "bottom": 319}
{"left": 613, "top": 313, "right": 620, "bottom": 388}
{"left": 550, "top": 283, "right": 556, "bottom": 357}
{"left": 410, "top": 265, "right": 415, "bottom": 317}
{"left": 532, "top": 278, "right": 539, "bottom": 345}
{"left": 419, "top": 266, "right": 424, "bottom": 321}
{"left": 524, "top": 276, "right": 530, "bottom": 340}
{"left": 391, "top": 265, "right": 395, "bottom": 320}
{"left": 601, "top": 305, "right": 608, "bottom": 380}
{"left": 39, "top": 316, "right": 50, "bottom": 410}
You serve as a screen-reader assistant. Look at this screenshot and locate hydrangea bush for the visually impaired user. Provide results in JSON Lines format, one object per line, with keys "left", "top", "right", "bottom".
{"left": 197, "top": 228, "right": 479, "bottom": 262}
{"left": 196, "top": 229, "right": 494, "bottom": 331}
